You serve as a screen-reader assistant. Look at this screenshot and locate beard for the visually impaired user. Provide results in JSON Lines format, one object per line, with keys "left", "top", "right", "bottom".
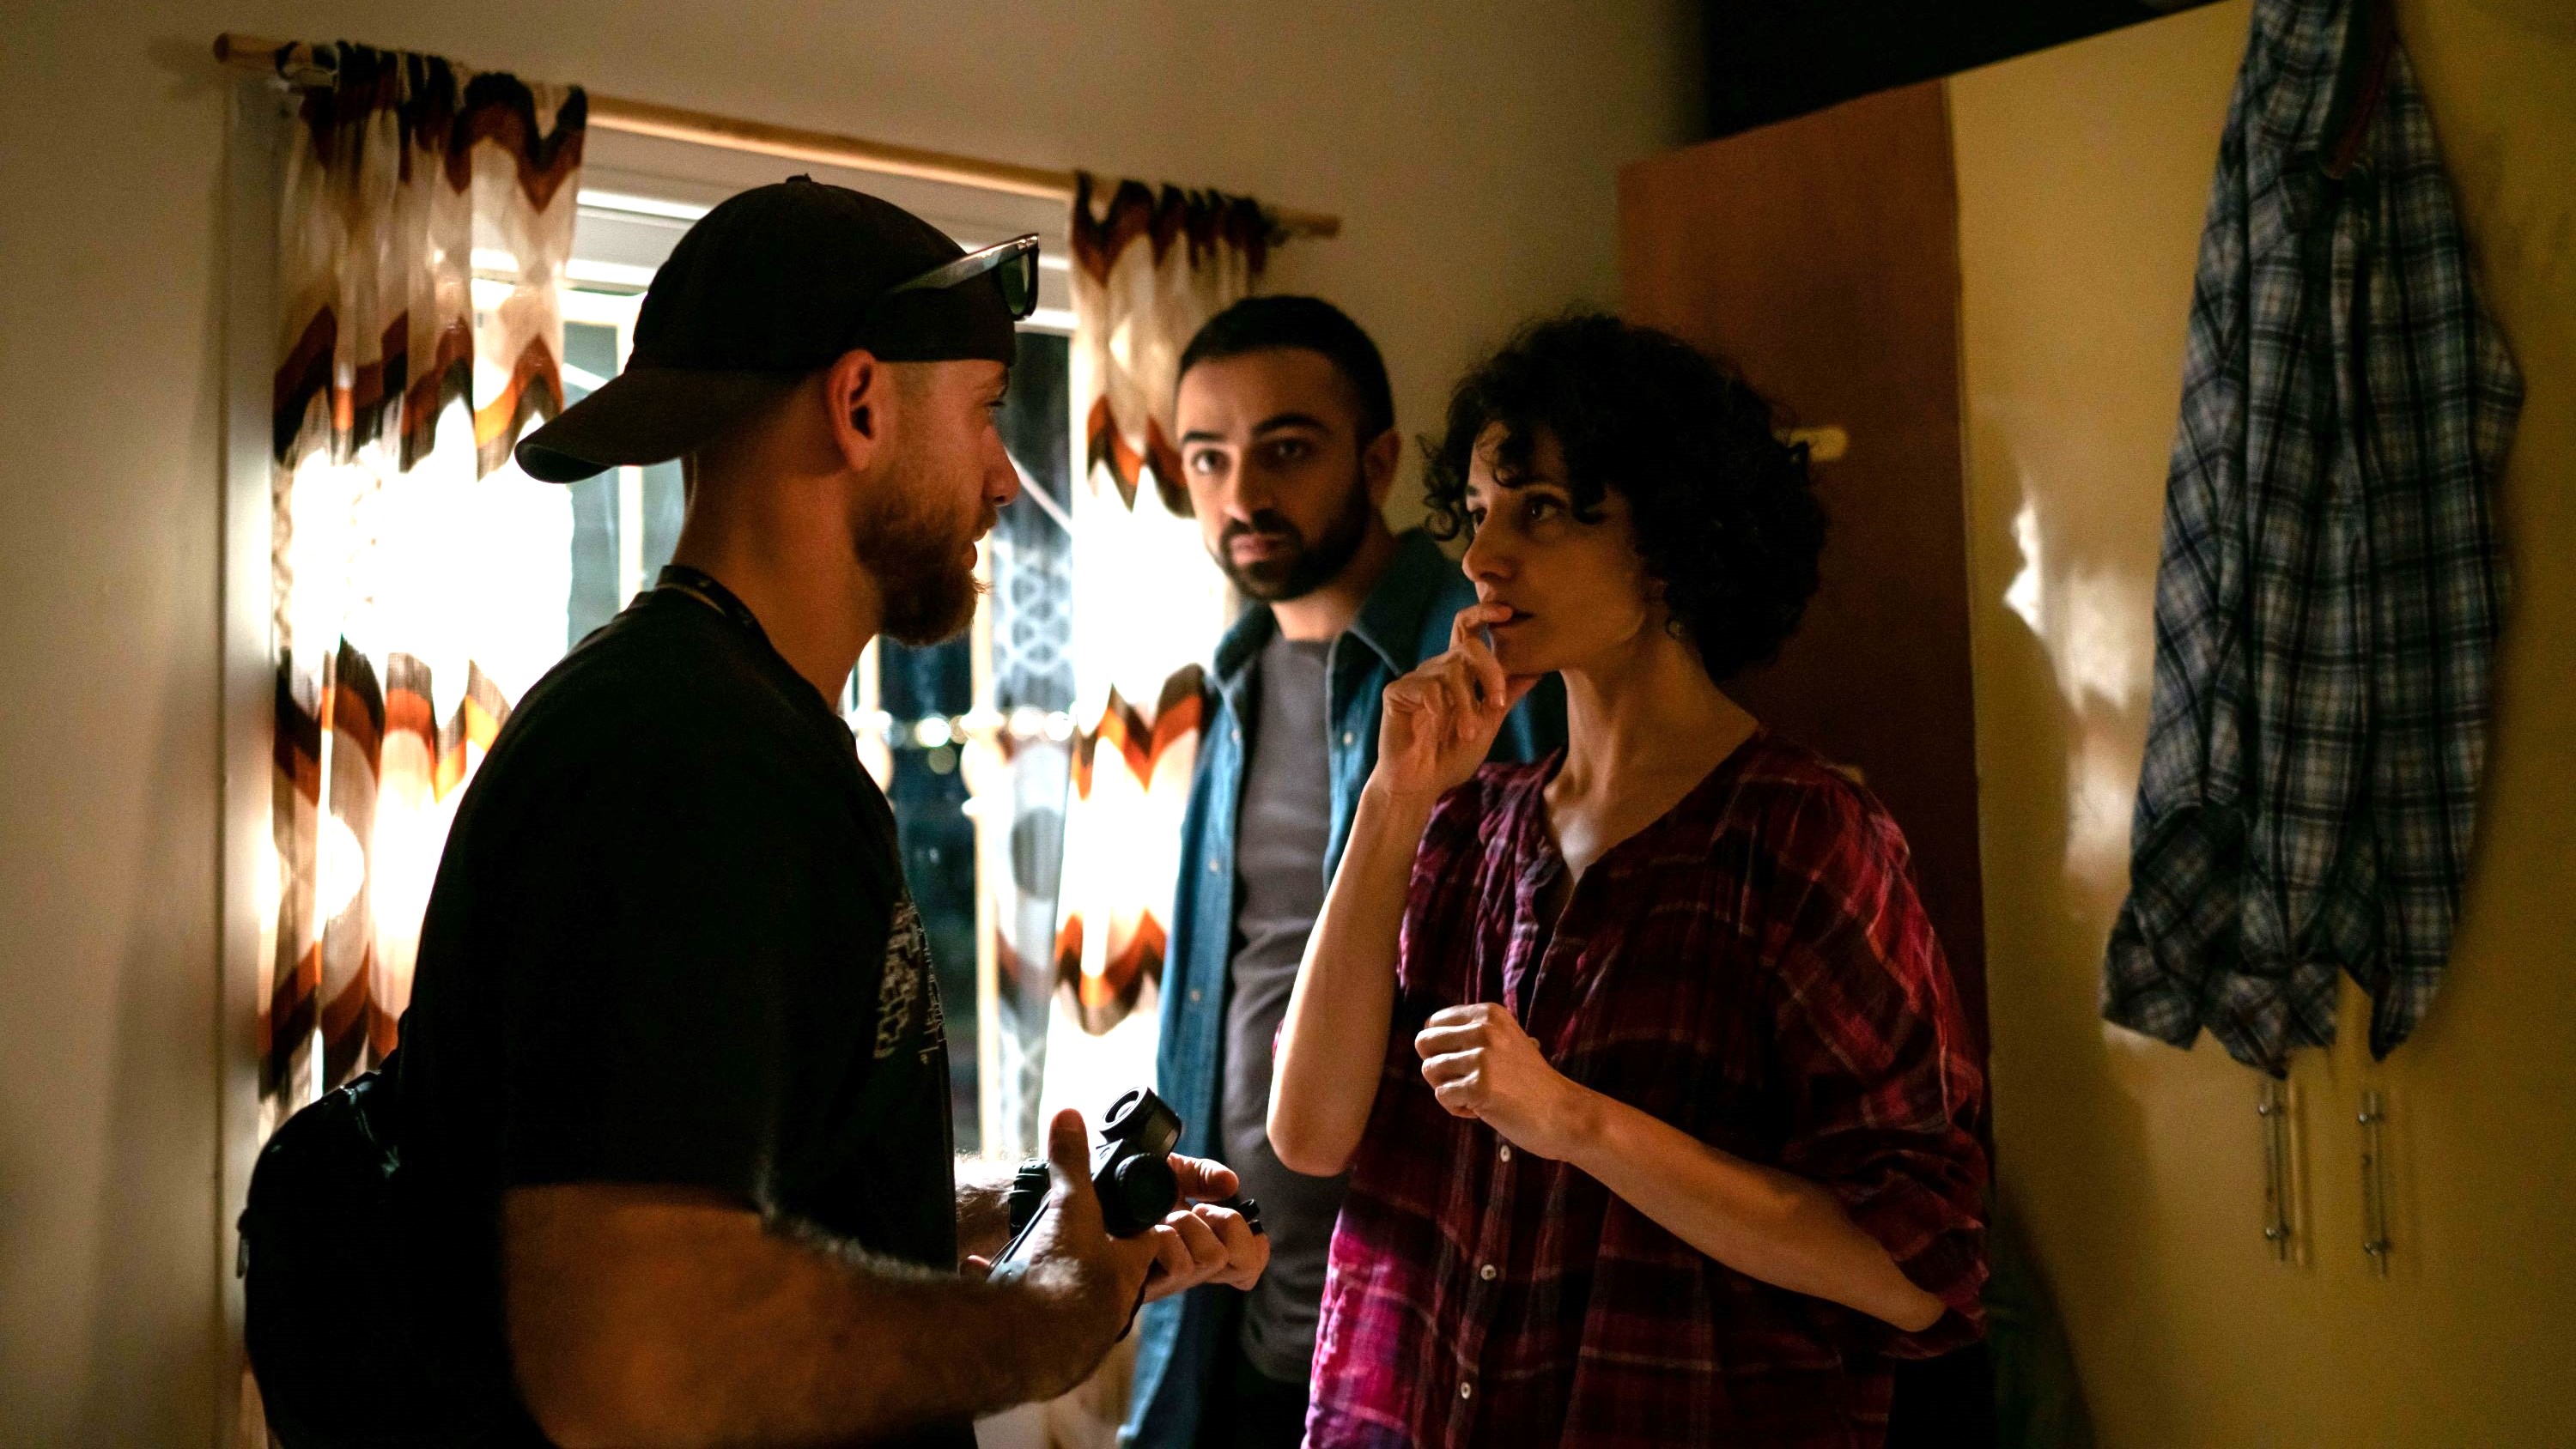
{"left": 853, "top": 447, "right": 990, "bottom": 646}
{"left": 1213, "top": 468, "right": 1375, "bottom": 602}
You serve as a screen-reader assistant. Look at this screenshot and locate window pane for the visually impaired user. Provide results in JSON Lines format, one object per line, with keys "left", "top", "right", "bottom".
{"left": 986, "top": 331, "right": 1074, "bottom": 1155}
{"left": 562, "top": 320, "right": 623, "bottom": 649}
{"left": 641, "top": 458, "right": 685, "bottom": 579}
{"left": 993, "top": 332, "right": 1076, "bottom": 713}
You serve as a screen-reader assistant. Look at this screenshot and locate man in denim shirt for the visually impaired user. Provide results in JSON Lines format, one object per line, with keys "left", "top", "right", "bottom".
{"left": 1124, "top": 298, "right": 1564, "bottom": 1447}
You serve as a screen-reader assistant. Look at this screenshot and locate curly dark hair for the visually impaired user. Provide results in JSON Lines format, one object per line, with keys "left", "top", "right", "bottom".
{"left": 1422, "top": 313, "right": 1826, "bottom": 682}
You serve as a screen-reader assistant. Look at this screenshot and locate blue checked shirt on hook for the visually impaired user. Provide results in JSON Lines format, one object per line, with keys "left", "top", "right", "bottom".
{"left": 2105, "top": 0, "right": 2520, "bottom": 1075}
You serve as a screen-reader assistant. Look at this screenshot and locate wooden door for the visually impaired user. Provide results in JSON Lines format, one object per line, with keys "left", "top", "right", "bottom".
{"left": 1620, "top": 82, "right": 1989, "bottom": 1050}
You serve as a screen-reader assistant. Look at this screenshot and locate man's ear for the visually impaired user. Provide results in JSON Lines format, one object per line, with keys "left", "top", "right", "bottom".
{"left": 823, "top": 348, "right": 887, "bottom": 472}
{"left": 1362, "top": 426, "right": 1402, "bottom": 509}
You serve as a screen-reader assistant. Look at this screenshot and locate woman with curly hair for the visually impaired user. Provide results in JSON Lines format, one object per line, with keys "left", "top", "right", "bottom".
{"left": 1268, "top": 314, "right": 1988, "bottom": 1447}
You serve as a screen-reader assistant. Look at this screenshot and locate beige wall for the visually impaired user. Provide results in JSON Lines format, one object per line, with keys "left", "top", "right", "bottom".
{"left": 1954, "top": 2, "right": 2576, "bottom": 1444}
{"left": 0, "top": 3, "right": 1693, "bottom": 1442}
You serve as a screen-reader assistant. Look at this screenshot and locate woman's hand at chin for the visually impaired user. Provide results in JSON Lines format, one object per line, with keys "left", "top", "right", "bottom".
{"left": 1413, "top": 1003, "right": 1599, "bottom": 1162}
{"left": 1371, "top": 602, "right": 1543, "bottom": 806}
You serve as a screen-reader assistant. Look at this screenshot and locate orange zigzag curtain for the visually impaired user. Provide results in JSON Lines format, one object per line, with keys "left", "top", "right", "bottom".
{"left": 1047, "top": 176, "right": 1266, "bottom": 1052}
{"left": 1032, "top": 167, "right": 1272, "bottom": 1449}
{"left": 262, "top": 41, "right": 584, "bottom": 1120}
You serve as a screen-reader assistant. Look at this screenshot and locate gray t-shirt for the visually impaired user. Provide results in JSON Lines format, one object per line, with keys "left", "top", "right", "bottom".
{"left": 1221, "top": 632, "right": 1350, "bottom": 1385}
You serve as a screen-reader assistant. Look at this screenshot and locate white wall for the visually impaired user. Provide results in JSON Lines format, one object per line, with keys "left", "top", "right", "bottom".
{"left": 0, "top": 2, "right": 1695, "bottom": 1441}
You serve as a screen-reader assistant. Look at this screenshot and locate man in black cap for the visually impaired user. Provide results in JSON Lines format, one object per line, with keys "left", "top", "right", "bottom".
{"left": 393, "top": 179, "right": 1267, "bottom": 1448}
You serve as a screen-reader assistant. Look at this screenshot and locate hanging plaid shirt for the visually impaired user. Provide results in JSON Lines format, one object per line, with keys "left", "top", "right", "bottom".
{"left": 2104, "top": 0, "right": 2520, "bottom": 1073}
{"left": 1309, "top": 737, "right": 1987, "bottom": 1449}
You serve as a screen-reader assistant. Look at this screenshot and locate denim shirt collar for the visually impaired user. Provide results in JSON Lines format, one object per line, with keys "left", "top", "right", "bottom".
{"left": 1209, "top": 528, "right": 1456, "bottom": 694}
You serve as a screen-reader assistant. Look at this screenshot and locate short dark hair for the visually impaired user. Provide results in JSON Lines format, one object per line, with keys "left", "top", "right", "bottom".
{"left": 1422, "top": 312, "right": 1826, "bottom": 682}
{"left": 1176, "top": 295, "right": 1397, "bottom": 442}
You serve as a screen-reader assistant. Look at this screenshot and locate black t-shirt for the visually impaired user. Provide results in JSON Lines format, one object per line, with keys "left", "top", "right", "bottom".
{"left": 395, "top": 572, "right": 968, "bottom": 1448}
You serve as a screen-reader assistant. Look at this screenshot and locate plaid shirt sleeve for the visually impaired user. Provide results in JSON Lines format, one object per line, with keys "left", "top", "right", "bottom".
{"left": 1762, "top": 786, "right": 1990, "bottom": 1360}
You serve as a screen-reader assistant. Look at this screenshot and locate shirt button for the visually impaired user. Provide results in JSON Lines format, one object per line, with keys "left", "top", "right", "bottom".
{"left": 1207, "top": 857, "right": 1222, "bottom": 873}
{"left": 1479, "top": 1263, "right": 1498, "bottom": 1282}
{"left": 1188, "top": 989, "right": 1202, "bottom": 1003}
{"left": 1459, "top": 1381, "right": 1474, "bottom": 1401}
{"left": 1341, "top": 730, "right": 1356, "bottom": 747}
{"left": 1498, "top": 1144, "right": 1512, "bottom": 1162}
{"left": 1231, "top": 728, "right": 1242, "bottom": 743}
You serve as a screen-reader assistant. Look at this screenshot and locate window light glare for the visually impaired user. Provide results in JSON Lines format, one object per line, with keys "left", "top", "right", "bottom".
{"left": 316, "top": 812, "right": 369, "bottom": 925}
{"left": 577, "top": 189, "right": 714, "bottom": 222}
{"left": 565, "top": 258, "right": 660, "bottom": 289}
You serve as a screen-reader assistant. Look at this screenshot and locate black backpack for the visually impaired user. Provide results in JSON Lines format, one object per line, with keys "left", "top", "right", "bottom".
{"left": 239, "top": 1052, "right": 520, "bottom": 1446}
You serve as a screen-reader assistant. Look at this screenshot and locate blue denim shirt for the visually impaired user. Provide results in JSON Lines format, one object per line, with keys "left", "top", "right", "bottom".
{"left": 1123, "top": 529, "right": 1564, "bottom": 1447}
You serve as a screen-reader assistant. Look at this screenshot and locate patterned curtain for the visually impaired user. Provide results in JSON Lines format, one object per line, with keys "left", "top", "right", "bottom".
{"left": 261, "top": 42, "right": 584, "bottom": 1127}
{"left": 1036, "top": 179, "right": 1267, "bottom": 1091}
{"left": 1034, "top": 175, "right": 1269, "bottom": 1447}
{"left": 1047, "top": 174, "right": 1267, "bottom": 1062}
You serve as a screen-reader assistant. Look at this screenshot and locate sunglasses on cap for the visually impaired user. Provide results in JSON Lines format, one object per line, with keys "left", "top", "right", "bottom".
{"left": 879, "top": 233, "right": 1042, "bottom": 321}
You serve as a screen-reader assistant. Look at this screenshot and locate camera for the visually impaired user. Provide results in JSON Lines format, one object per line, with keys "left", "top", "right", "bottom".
{"left": 995, "top": 1088, "right": 1262, "bottom": 1264}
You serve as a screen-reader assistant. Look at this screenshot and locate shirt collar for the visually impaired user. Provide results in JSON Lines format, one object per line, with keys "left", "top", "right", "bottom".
{"left": 655, "top": 563, "right": 772, "bottom": 647}
{"left": 1211, "top": 529, "right": 1458, "bottom": 691}
{"left": 1349, "top": 529, "right": 1457, "bottom": 675}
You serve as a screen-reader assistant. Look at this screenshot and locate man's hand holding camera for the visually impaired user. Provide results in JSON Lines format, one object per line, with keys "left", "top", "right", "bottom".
{"left": 975, "top": 1107, "right": 1267, "bottom": 1392}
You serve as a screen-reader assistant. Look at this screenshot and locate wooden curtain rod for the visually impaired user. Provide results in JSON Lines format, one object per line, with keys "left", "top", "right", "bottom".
{"left": 211, "top": 32, "right": 1342, "bottom": 239}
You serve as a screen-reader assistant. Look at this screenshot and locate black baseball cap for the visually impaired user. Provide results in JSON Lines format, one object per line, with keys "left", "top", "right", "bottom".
{"left": 515, "top": 176, "right": 1030, "bottom": 484}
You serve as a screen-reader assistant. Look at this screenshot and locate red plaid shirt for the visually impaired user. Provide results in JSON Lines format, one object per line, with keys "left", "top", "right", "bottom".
{"left": 1308, "top": 734, "right": 1987, "bottom": 1447}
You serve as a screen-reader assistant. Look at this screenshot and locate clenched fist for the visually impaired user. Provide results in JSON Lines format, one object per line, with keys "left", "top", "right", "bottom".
{"left": 1413, "top": 1003, "right": 1597, "bottom": 1162}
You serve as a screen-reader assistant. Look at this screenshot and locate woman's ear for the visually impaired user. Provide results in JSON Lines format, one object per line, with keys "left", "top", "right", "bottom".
{"left": 1638, "top": 567, "right": 1680, "bottom": 634}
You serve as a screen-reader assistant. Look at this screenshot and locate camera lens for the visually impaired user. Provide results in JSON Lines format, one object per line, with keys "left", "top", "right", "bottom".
{"left": 1104, "top": 1154, "right": 1179, "bottom": 1237}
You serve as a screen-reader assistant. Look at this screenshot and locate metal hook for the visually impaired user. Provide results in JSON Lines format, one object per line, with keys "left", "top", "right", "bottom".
{"left": 2257, "top": 1077, "right": 2293, "bottom": 1260}
{"left": 2358, "top": 1088, "right": 2392, "bottom": 1275}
